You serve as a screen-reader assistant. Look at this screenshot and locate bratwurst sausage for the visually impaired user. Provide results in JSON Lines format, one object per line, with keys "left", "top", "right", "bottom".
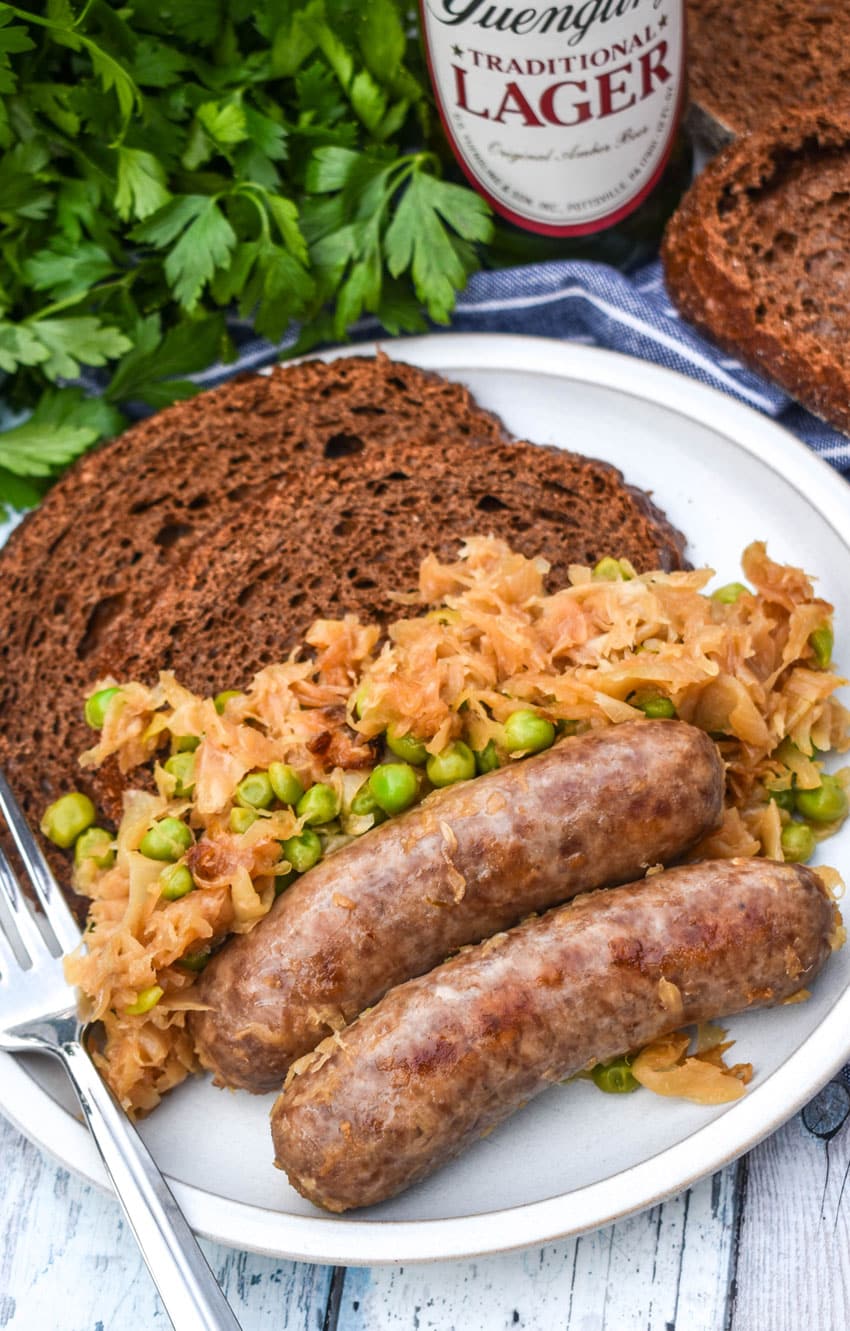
{"left": 191, "top": 720, "right": 723, "bottom": 1091}
{"left": 272, "top": 858, "right": 838, "bottom": 1212}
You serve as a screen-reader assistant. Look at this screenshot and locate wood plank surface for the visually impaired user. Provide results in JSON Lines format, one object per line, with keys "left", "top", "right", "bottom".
{"left": 328, "top": 1167, "right": 739, "bottom": 1331}
{"left": 7, "top": 1090, "right": 849, "bottom": 1331}
{"left": 0, "top": 1106, "right": 740, "bottom": 1331}
{"left": 729, "top": 1079, "right": 850, "bottom": 1331}
{"left": 0, "top": 1116, "right": 333, "bottom": 1331}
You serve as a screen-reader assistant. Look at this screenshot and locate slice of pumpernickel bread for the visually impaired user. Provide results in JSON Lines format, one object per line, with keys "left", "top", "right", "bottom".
{"left": 102, "top": 435, "right": 686, "bottom": 706}
{"left": 0, "top": 353, "right": 686, "bottom": 913}
{"left": 687, "top": 0, "right": 850, "bottom": 140}
{"left": 0, "top": 355, "right": 506, "bottom": 913}
{"left": 662, "top": 113, "right": 850, "bottom": 435}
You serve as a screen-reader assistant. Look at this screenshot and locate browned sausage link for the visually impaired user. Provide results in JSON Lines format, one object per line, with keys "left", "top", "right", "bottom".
{"left": 272, "top": 859, "right": 837, "bottom": 1213}
{"left": 191, "top": 720, "right": 724, "bottom": 1091}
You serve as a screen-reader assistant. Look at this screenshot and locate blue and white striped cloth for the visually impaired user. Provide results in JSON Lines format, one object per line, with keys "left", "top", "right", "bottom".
{"left": 196, "top": 256, "right": 850, "bottom": 477}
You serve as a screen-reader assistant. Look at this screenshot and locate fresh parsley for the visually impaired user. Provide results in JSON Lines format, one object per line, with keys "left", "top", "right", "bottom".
{"left": 0, "top": 0, "right": 493, "bottom": 515}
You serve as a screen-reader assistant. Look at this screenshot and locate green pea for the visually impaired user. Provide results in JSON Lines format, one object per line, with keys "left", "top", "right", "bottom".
{"left": 369, "top": 763, "right": 418, "bottom": 815}
{"left": 296, "top": 783, "right": 340, "bottom": 826}
{"left": 809, "top": 626, "right": 834, "bottom": 669}
{"left": 268, "top": 762, "right": 305, "bottom": 806}
{"left": 214, "top": 689, "right": 242, "bottom": 715}
{"left": 592, "top": 557, "right": 626, "bottom": 582}
{"left": 591, "top": 1057, "right": 639, "bottom": 1094}
{"left": 386, "top": 726, "right": 429, "bottom": 766}
{"left": 475, "top": 739, "right": 500, "bottom": 774}
{"left": 40, "top": 792, "right": 96, "bottom": 849}
{"left": 173, "top": 734, "right": 201, "bottom": 753}
{"left": 139, "top": 816, "right": 193, "bottom": 862}
{"left": 349, "top": 785, "right": 389, "bottom": 828}
{"left": 352, "top": 684, "right": 370, "bottom": 719}
{"left": 281, "top": 829, "right": 323, "bottom": 874}
{"left": 177, "top": 951, "right": 209, "bottom": 972}
{"left": 794, "top": 774, "right": 848, "bottom": 824}
{"left": 426, "top": 741, "right": 476, "bottom": 787}
{"left": 229, "top": 806, "right": 258, "bottom": 834}
{"left": 351, "top": 781, "right": 379, "bottom": 817}
{"left": 767, "top": 784, "right": 795, "bottom": 813}
{"left": 274, "top": 869, "right": 298, "bottom": 896}
{"left": 503, "top": 710, "right": 556, "bottom": 754}
{"left": 712, "top": 582, "right": 750, "bottom": 605}
{"left": 235, "top": 771, "right": 274, "bottom": 810}
{"left": 125, "top": 984, "right": 163, "bottom": 1016}
{"left": 163, "top": 751, "right": 196, "bottom": 798}
{"left": 635, "top": 695, "right": 677, "bottom": 720}
{"left": 781, "top": 822, "right": 816, "bottom": 864}
{"left": 159, "top": 863, "right": 195, "bottom": 901}
{"left": 74, "top": 826, "right": 115, "bottom": 870}
{"left": 84, "top": 686, "right": 122, "bottom": 729}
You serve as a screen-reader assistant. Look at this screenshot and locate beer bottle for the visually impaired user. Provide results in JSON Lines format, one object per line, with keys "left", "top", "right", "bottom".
{"left": 419, "top": 0, "right": 690, "bottom": 269}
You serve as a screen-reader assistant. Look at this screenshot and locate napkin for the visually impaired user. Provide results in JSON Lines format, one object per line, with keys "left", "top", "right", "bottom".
{"left": 197, "top": 256, "right": 850, "bottom": 477}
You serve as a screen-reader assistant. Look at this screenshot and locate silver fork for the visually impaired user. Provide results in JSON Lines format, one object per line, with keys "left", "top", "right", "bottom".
{"left": 0, "top": 772, "right": 243, "bottom": 1331}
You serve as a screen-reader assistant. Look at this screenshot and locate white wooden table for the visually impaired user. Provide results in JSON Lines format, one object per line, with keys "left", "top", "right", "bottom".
{"left": 3, "top": 1081, "right": 849, "bottom": 1331}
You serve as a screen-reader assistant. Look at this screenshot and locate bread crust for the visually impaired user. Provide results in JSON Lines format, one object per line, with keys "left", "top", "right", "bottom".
{"left": 687, "top": 0, "right": 850, "bottom": 137}
{"left": 662, "top": 112, "right": 850, "bottom": 435}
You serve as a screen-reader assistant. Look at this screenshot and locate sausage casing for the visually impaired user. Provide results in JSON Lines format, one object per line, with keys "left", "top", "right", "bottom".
{"left": 271, "top": 858, "right": 837, "bottom": 1212}
{"left": 191, "top": 720, "right": 723, "bottom": 1090}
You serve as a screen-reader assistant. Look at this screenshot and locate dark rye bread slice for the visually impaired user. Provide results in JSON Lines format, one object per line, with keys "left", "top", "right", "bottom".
{"left": 107, "top": 435, "right": 686, "bottom": 708}
{"left": 0, "top": 354, "right": 685, "bottom": 916}
{"left": 0, "top": 355, "right": 507, "bottom": 912}
{"left": 687, "top": 0, "right": 850, "bottom": 141}
{"left": 662, "top": 113, "right": 850, "bottom": 436}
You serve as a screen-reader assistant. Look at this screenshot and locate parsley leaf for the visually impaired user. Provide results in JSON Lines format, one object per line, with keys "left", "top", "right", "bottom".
{"left": 0, "top": 0, "right": 494, "bottom": 509}
{"left": 105, "top": 313, "right": 228, "bottom": 407}
{"left": 0, "top": 388, "right": 118, "bottom": 479}
{"left": 0, "top": 323, "right": 49, "bottom": 374}
{"left": 133, "top": 195, "right": 238, "bottom": 309}
{"left": 115, "top": 147, "right": 172, "bottom": 221}
{"left": 22, "top": 239, "right": 116, "bottom": 302}
{"left": 385, "top": 170, "right": 493, "bottom": 322}
{"left": 0, "top": 387, "right": 126, "bottom": 513}
{"left": 0, "top": 11, "right": 34, "bottom": 102}
{"left": 131, "top": 38, "right": 190, "bottom": 88}
{"left": 27, "top": 318, "right": 133, "bottom": 381}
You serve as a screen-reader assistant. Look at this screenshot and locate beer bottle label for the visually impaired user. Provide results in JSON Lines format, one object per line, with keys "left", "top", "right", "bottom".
{"left": 420, "top": 0, "right": 685, "bottom": 236}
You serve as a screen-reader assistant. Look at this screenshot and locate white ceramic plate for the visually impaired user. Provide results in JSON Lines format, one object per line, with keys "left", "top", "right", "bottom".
{"left": 3, "top": 333, "right": 850, "bottom": 1267}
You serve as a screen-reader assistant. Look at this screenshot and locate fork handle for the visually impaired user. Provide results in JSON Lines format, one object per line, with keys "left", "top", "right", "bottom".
{"left": 60, "top": 1039, "right": 244, "bottom": 1331}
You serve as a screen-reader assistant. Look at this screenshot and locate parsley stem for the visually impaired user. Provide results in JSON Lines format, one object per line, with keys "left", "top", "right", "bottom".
{"left": 3, "top": 5, "right": 142, "bottom": 122}
{"left": 74, "top": 0, "right": 96, "bottom": 26}
{"left": 231, "top": 185, "right": 271, "bottom": 242}
{"left": 29, "top": 272, "right": 139, "bottom": 323}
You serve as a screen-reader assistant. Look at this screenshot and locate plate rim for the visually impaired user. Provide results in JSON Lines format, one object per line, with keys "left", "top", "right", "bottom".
{"left": 3, "top": 330, "right": 850, "bottom": 1266}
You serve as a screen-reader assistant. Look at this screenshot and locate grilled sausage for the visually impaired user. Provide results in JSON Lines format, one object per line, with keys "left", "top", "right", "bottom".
{"left": 272, "top": 858, "right": 838, "bottom": 1212}
{"left": 191, "top": 720, "right": 724, "bottom": 1091}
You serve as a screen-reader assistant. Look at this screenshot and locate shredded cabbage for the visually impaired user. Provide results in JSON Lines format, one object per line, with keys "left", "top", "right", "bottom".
{"left": 65, "top": 537, "right": 849, "bottom": 1114}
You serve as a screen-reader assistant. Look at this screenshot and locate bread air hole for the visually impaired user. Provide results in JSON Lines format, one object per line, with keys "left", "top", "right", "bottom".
{"left": 476, "top": 494, "right": 509, "bottom": 512}
{"left": 154, "top": 522, "right": 193, "bottom": 549}
{"left": 324, "top": 432, "right": 364, "bottom": 459}
{"left": 77, "top": 594, "right": 126, "bottom": 659}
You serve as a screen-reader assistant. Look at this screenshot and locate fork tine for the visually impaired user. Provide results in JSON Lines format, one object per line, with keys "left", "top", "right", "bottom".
{"left": 0, "top": 844, "right": 49, "bottom": 967}
{"left": 0, "top": 869, "right": 20, "bottom": 981}
{"left": 0, "top": 771, "right": 81, "bottom": 954}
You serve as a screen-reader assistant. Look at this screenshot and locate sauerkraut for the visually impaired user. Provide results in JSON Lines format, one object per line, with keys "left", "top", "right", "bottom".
{"left": 65, "top": 537, "right": 849, "bottom": 1114}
